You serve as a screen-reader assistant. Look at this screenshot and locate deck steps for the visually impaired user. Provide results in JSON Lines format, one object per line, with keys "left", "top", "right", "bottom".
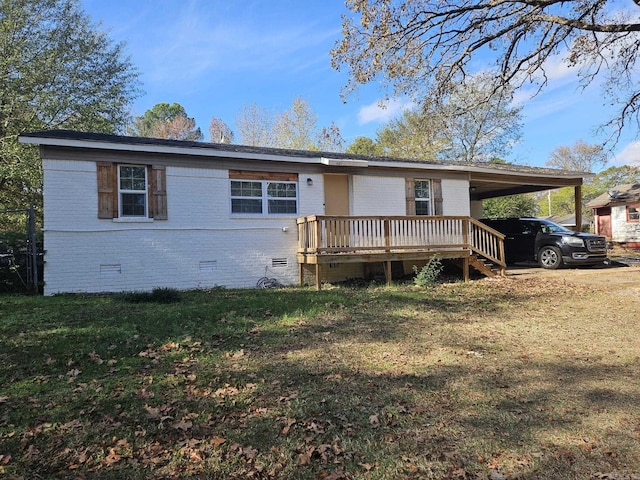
{"left": 469, "top": 255, "right": 503, "bottom": 278}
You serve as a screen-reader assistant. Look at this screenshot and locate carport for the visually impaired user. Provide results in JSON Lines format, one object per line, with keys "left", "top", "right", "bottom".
{"left": 467, "top": 163, "right": 589, "bottom": 232}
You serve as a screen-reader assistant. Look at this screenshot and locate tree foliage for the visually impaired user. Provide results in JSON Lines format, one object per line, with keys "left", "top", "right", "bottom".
{"left": 592, "top": 165, "right": 640, "bottom": 190}
{"left": 483, "top": 195, "right": 538, "bottom": 219}
{"left": 0, "top": 0, "right": 140, "bottom": 215}
{"left": 316, "top": 121, "right": 345, "bottom": 153}
{"left": 346, "top": 75, "right": 522, "bottom": 163}
{"left": 273, "top": 97, "right": 318, "bottom": 150}
{"left": 236, "top": 103, "right": 274, "bottom": 147}
{"left": 236, "top": 97, "right": 345, "bottom": 152}
{"left": 332, "top": 0, "right": 640, "bottom": 140}
{"left": 546, "top": 140, "right": 608, "bottom": 173}
{"left": 539, "top": 164, "right": 640, "bottom": 217}
{"left": 375, "top": 109, "right": 444, "bottom": 160}
{"left": 346, "top": 136, "right": 379, "bottom": 156}
{"left": 434, "top": 73, "right": 522, "bottom": 162}
{"left": 129, "top": 103, "right": 202, "bottom": 141}
{"left": 208, "top": 117, "right": 234, "bottom": 144}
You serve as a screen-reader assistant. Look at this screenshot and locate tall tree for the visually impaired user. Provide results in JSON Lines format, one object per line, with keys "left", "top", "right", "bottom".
{"left": 129, "top": 103, "right": 202, "bottom": 141}
{"left": 236, "top": 103, "right": 274, "bottom": 147}
{"left": 151, "top": 115, "right": 202, "bottom": 141}
{"left": 375, "top": 109, "right": 444, "bottom": 160}
{"left": 546, "top": 140, "right": 608, "bottom": 173}
{"left": 435, "top": 73, "right": 522, "bottom": 162}
{"left": 316, "top": 121, "right": 345, "bottom": 153}
{"left": 592, "top": 165, "right": 640, "bottom": 190}
{"left": 0, "top": 0, "right": 140, "bottom": 216}
{"left": 236, "top": 98, "right": 346, "bottom": 152}
{"left": 208, "top": 117, "right": 234, "bottom": 144}
{"left": 538, "top": 141, "right": 609, "bottom": 216}
{"left": 273, "top": 97, "right": 317, "bottom": 150}
{"left": 346, "top": 136, "right": 379, "bottom": 156}
{"left": 332, "top": 1, "right": 640, "bottom": 140}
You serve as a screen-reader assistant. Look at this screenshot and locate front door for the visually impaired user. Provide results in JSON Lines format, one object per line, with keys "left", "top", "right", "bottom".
{"left": 323, "top": 174, "right": 350, "bottom": 249}
{"left": 323, "top": 174, "right": 349, "bottom": 215}
{"left": 596, "top": 208, "right": 612, "bottom": 238}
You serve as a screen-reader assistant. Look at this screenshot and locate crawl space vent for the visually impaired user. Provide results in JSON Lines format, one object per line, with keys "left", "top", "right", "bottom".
{"left": 100, "top": 264, "right": 121, "bottom": 275}
{"left": 271, "top": 258, "right": 288, "bottom": 268}
{"left": 199, "top": 260, "right": 218, "bottom": 272}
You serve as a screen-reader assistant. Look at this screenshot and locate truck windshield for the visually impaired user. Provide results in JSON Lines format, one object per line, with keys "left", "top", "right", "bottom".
{"left": 539, "top": 220, "right": 573, "bottom": 234}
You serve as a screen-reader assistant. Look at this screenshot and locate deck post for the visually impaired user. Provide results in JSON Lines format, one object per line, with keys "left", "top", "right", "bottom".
{"left": 315, "top": 264, "right": 321, "bottom": 291}
{"left": 384, "top": 260, "right": 392, "bottom": 287}
{"left": 299, "top": 263, "right": 304, "bottom": 286}
{"left": 463, "top": 256, "right": 470, "bottom": 282}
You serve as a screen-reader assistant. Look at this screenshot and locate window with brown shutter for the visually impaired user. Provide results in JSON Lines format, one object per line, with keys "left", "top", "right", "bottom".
{"left": 97, "top": 162, "right": 116, "bottom": 219}
{"left": 96, "top": 162, "right": 167, "bottom": 220}
{"left": 406, "top": 178, "right": 443, "bottom": 215}
{"left": 150, "top": 165, "right": 168, "bottom": 219}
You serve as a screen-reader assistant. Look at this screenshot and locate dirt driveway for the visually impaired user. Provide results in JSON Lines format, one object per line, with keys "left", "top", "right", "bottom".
{"left": 505, "top": 254, "right": 640, "bottom": 293}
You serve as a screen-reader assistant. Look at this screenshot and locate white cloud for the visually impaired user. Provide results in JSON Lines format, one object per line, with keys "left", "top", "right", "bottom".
{"left": 612, "top": 141, "right": 640, "bottom": 166}
{"left": 357, "top": 98, "right": 414, "bottom": 125}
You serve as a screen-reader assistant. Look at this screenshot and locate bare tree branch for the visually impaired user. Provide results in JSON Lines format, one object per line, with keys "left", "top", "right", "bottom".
{"left": 332, "top": 0, "right": 640, "bottom": 142}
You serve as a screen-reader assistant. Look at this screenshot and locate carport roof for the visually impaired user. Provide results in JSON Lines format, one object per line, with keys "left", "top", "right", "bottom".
{"left": 20, "top": 129, "right": 591, "bottom": 201}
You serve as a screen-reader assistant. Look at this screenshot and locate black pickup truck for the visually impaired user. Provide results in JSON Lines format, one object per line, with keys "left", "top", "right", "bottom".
{"left": 481, "top": 218, "right": 608, "bottom": 269}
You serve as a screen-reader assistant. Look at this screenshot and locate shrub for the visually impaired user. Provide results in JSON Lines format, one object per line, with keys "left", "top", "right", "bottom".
{"left": 412, "top": 255, "right": 444, "bottom": 287}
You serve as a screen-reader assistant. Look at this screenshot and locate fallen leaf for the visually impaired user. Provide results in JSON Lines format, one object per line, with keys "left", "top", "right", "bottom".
{"left": 298, "top": 446, "right": 315, "bottom": 465}
{"left": 210, "top": 436, "right": 226, "bottom": 448}
{"left": 172, "top": 419, "right": 193, "bottom": 431}
{"left": 281, "top": 418, "right": 296, "bottom": 435}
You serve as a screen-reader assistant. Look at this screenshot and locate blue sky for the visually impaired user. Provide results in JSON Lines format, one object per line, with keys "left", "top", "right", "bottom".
{"left": 81, "top": 0, "right": 639, "bottom": 170}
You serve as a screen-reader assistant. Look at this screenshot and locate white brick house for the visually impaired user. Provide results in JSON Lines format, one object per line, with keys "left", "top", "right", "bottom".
{"left": 20, "top": 130, "right": 589, "bottom": 294}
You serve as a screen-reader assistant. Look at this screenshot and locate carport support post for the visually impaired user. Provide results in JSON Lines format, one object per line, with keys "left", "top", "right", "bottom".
{"left": 574, "top": 185, "right": 582, "bottom": 233}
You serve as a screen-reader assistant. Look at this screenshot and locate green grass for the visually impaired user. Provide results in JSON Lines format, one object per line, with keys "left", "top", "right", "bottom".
{"left": 1, "top": 279, "right": 639, "bottom": 479}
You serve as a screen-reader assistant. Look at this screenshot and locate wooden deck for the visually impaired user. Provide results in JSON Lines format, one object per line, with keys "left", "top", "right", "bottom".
{"left": 297, "top": 215, "right": 506, "bottom": 289}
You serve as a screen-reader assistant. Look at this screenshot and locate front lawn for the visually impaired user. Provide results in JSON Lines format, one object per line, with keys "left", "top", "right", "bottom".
{"left": 1, "top": 278, "right": 638, "bottom": 479}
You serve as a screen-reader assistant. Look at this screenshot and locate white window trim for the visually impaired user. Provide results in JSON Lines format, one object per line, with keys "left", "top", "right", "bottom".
{"left": 118, "top": 164, "right": 148, "bottom": 218}
{"left": 415, "top": 179, "right": 432, "bottom": 216}
{"left": 230, "top": 179, "right": 298, "bottom": 216}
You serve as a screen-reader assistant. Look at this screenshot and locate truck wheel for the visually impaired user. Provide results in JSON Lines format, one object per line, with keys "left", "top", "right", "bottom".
{"left": 538, "top": 246, "right": 563, "bottom": 269}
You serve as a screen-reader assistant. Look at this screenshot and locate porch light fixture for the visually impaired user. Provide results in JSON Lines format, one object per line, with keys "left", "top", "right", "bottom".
{"left": 307, "top": 178, "right": 313, "bottom": 186}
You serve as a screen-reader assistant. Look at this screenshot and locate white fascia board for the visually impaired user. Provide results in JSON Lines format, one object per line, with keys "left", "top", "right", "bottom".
{"left": 368, "top": 159, "right": 587, "bottom": 180}
{"left": 18, "top": 135, "right": 322, "bottom": 165}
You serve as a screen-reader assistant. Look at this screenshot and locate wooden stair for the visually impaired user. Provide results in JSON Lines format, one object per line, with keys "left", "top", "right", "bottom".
{"left": 469, "top": 254, "right": 504, "bottom": 278}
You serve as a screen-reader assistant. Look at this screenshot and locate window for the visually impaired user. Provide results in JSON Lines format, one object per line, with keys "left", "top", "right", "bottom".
{"left": 119, "top": 165, "right": 147, "bottom": 217}
{"left": 414, "top": 180, "right": 432, "bottom": 215}
{"left": 628, "top": 204, "right": 640, "bottom": 222}
{"left": 267, "top": 182, "right": 297, "bottom": 214}
{"left": 96, "top": 163, "right": 167, "bottom": 220}
{"left": 406, "top": 178, "right": 443, "bottom": 216}
{"left": 230, "top": 173, "right": 298, "bottom": 215}
{"left": 230, "top": 180, "right": 263, "bottom": 213}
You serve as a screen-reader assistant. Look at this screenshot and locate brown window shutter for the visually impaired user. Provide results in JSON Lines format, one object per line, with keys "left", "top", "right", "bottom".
{"left": 432, "top": 179, "right": 443, "bottom": 215}
{"left": 149, "top": 165, "right": 168, "bottom": 220}
{"left": 405, "top": 178, "right": 416, "bottom": 215}
{"left": 97, "top": 162, "right": 116, "bottom": 219}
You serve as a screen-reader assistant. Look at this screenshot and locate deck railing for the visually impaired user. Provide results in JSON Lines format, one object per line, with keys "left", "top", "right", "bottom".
{"left": 297, "top": 215, "right": 505, "bottom": 267}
